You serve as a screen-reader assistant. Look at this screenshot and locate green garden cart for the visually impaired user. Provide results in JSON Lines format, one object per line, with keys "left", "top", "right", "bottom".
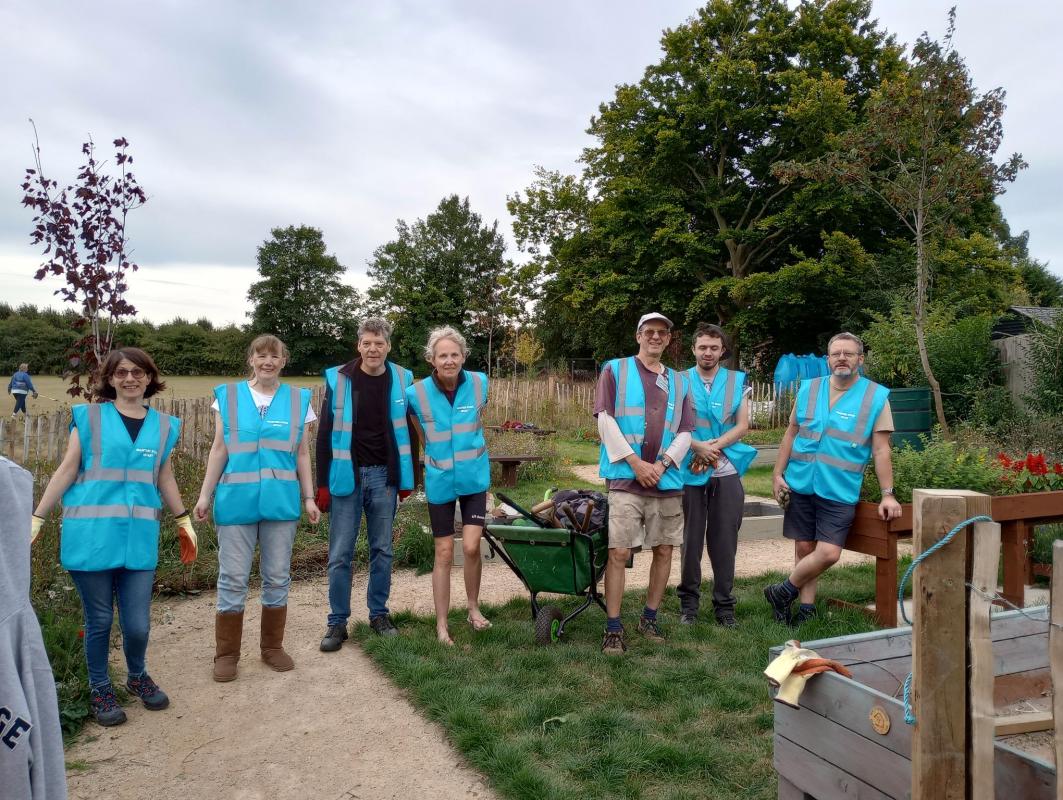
{"left": 484, "top": 491, "right": 608, "bottom": 645}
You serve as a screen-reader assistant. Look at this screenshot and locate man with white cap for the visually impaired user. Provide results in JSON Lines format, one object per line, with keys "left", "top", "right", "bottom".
{"left": 594, "top": 312, "right": 694, "bottom": 654}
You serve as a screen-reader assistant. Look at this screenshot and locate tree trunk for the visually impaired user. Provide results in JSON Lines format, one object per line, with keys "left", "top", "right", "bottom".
{"left": 914, "top": 227, "right": 949, "bottom": 435}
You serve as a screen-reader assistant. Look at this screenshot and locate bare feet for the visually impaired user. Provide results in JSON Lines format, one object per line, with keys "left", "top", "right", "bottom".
{"left": 437, "top": 628, "right": 454, "bottom": 646}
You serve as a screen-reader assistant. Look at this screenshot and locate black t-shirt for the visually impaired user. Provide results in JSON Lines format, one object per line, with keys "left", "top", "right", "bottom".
{"left": 352, "top": 368, "right": 390, "bottom": 466}
{"left": 117, "top": 409, "right": 146, "bottom": 442}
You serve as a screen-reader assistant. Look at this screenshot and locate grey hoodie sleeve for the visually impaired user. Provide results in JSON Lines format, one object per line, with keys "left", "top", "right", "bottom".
{"left": 0, "top": 457, "right": 68, "bottom": 799}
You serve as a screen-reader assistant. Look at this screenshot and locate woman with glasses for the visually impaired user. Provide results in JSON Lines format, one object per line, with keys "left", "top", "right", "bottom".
{"left": 194, "top": 335, "right": 319, "bottom": 681}
{"left": 405, "top": 326, "right": 491, "bottom": 645}
{"left": 31, "top": 347, "right": 197, "bottom": 727}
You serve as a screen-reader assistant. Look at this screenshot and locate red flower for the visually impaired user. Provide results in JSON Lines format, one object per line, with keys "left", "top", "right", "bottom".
{"left": 1026, "top": 453, "right": 1049, "bottom": 476}
{"left": 997, "top": 453, "right": 1012, "bottom": 468}
{"left": 78, "top": 629, "right": 84, "bottom": 639}
{"left": 1054, "top": 463, "right": 1063, "bottom": 476}
{"left": 1013, "top": 462, "right": 1025, "bottom": 473}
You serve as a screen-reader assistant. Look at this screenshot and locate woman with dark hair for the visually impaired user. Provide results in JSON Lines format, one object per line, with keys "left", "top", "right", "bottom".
{"left": 194, "top": 334, "right": 319, "bottom": 681}
{"left": 30, "top": 347, "right": 197, "bottom": 727}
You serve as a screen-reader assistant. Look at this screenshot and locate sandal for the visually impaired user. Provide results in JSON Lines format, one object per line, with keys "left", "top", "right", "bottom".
{"left": 466, "top": 615, "right": 492, "bottom": 631}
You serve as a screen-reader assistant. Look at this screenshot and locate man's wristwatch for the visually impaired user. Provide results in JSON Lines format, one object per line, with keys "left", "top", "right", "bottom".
{"left": 661, "top": 455, "right": 674, "bottom": 470}
{"left": 882, "top": 487, "right": 895, "bottom": 496}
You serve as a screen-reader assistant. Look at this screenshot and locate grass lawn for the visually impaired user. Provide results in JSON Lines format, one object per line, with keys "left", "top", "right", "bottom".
{"left": 742, "top": 466, "right": 774, "bottom": 499}
{"left": 356, "top": 562, "right": 884, "bottom": 800}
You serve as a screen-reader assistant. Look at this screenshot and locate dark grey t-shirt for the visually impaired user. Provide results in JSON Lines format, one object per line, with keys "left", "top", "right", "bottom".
{"left": 594, "top": 358, "right": 694, "bottom": 498}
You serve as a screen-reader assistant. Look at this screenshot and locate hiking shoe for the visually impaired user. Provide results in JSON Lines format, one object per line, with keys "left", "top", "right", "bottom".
{"left": 320, "top": 624, "right": 349, "bottom": 651}
{"left": 791, "top": 605, "right": 819, "bottom": 627}
{"left": 369, "top": 614, "right": 398, "bottom": 637}
{"left": 90, "top": 685, "right": 127, "bottom": 727}
{"left": 601, "top": 628, "right": 627, "bottom": 655}
{"left": 679, "top": 612, "right": 698, "bottom": 626}
{"left": 637, "top": 615, "right": 665, "bottom": 642}
{"left": 126, "top": 674, "right": 170, "bottom": 710}
{"left": 715, "top": 615, "right": 738, "bottom": 629}
{"left": 763, "top": 583, "right": 795, "bottom": 624}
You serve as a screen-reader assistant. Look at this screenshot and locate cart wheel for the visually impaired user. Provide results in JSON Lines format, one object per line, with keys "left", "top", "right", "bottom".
{"left": 534, "top": 606, "right": 565, "bottom": 646}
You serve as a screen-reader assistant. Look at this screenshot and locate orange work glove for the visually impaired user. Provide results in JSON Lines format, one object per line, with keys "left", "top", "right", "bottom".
{"left": 774, "top": 657, "right": 853, "bottom": 708}
{"left": 315, "top": 486, "right": 331, "bottom": 512}
{"left": 174, "top": 513, "right": 198, "bottom": 565}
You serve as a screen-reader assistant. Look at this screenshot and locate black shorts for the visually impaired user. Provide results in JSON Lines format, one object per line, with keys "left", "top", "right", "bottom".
{"left": 782, "top": 491, "right": 857, "bottom": 547}
{"left": 428, "top": 492, "right": 488, "bottom": 537}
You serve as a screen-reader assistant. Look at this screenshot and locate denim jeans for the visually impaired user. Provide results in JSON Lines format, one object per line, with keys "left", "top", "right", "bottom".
{"left": 69, "top": 568, "right": 155, "bottom": 689}
{"left": 327, "top": 465, "right": 397, "bottom": 624}
{"left": 216, "top": 520, "right": 298, "bottom": 612}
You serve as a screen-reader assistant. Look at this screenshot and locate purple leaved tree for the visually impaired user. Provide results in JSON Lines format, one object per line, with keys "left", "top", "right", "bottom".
{"left": 20, "top": 122, "right": 147, "bottom": 398}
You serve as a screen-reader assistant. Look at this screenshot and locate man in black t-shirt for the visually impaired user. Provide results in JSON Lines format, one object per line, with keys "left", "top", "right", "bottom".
{"left": 315, "top": 318, "right": 415, "bottom": 649}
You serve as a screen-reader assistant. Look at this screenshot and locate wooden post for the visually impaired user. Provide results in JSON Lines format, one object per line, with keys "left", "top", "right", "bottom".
{"left": 1051, "top": 539, "right": 1063, "bottom": 800}
{"left": 968, "top": 519, "right": 1001, "bottom": 800}
{"left": 911, "top": 488, "right": 992, "bottom": 800}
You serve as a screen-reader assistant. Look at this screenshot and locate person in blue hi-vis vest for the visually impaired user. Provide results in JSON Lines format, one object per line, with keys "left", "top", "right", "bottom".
{"left": 195, "top": 335, "right": 320, "bottom": 682}
{"left": 406, "top": 326, "right": 491, "bottom": 646}
{"left": 31, "top": 347, "right": 198, "bottom": 728}
{"left": 595, "top": 312, "right": 694, "bottom": 655}
{"left": 764, "top": 332, "right": 902, "bottom": 627}
{"left": 314, "top": 317, "right": 417, "bottom": 653}
{"left": 677, "top": 323, "right": 757, "bottom": 628}
{"left": 8, "top": 362, "right": 37, "bottom": 417}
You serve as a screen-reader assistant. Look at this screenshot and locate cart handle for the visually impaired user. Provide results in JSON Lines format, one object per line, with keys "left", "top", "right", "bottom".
{"left": 495, "top": 492, "right": 551, "bottom": 528}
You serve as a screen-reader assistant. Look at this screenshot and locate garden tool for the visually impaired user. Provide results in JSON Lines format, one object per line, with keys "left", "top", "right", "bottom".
{"left": 174, "top": 513, "right": 198, "bottom": 564}
{"left": 773, "top": 657, "right": 854, "bottom": 708}
{"left": 763, "top": 639, "right": 817, "bottom": 686}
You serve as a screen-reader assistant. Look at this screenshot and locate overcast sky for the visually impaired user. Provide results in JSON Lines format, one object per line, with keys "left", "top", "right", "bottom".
{"left": 2, "top": 1, "right": 1060, "bottom": 327}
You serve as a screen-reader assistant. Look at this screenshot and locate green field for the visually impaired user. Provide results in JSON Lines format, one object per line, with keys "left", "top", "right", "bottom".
{"left": 9, "top": 374, "right": 325, "bottom": 415}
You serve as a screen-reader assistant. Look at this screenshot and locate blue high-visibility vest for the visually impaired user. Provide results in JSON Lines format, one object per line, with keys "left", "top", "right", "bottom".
{"left": 61, "top": 403, "right": 180, "bottom": 571}
{"left": 680, "top": 366, "right": 757, "bottom": 485}
{"left": 324, "top": 362, "right": 414, "bottom": 496}
{"left": 212, "top": 382, "right": 312, "bottom": 525}
{"left": 597, "top": 357, "right": 689, "bottom": 492}
{"left": 784, "top": 376, "right": 890, "bottom": 504}
{"left": 406, "top": 371, "right": 489, "bottom": 504}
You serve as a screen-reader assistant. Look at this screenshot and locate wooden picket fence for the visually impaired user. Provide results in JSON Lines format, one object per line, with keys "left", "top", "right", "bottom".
{"left": 0, "top": 377, "right": 796, "bottom": 466}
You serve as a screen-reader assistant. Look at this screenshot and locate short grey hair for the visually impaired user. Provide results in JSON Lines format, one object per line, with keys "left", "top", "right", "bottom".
{"left": 827, "top": 331, "right": 865, "bottom": 355}
{"left": 358, "top": 317, "right": 392, "bottom": 343}
{"left": 424, "top": 325, "right": 469, "bottom": 361}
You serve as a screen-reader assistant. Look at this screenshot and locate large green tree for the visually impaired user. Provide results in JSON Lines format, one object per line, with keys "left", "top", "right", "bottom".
{"left": 247, "top": 225, "right": 361, "bottom": 374}
{"left": 509, "top": 0, "right": 907, "bottom": 361}
{"left": 367, "top": 195, "right": 520, "bottom": 373}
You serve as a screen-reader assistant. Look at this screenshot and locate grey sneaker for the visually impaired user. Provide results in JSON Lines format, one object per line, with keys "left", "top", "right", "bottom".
{"left": 679, "top": 612, "right": 698, "bottom": 625}
{"left": 637, "top": 615, "right": 665, "bottom": 642}
{"left": 763, "top": 582, "right": 795, "bottom": 624}
{"left": 320, "top": 624, "right": 349, "bottom": 651}
{"left": 601, "top": 628, "right": 627, "bottom": 654}
{"left": 90, "top": 685, "right": 127, "bottom": 727}
{"left": 125, "top": 674, "right": 169, "bottom": 710}
{"left": 369, "top": 614, "right": 398, "bottom": 637}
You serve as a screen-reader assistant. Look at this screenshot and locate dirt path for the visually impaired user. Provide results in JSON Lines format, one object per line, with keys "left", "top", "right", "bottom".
{"left": 65, "top": 468, "right": 874, "bottom": 800}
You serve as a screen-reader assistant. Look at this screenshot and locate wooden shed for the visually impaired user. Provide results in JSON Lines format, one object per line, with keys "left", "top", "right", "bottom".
{"left": 991, "top": 305, "right": 1061, "bottom": 408}
{"left": 770, "top": 609, "right": 1055, "bottom": 799}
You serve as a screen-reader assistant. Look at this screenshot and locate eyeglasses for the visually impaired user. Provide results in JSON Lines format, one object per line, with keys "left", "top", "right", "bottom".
{"left": 641, "top": 329, "right": 671, "bottom": 339}
{"left": 113, "top": 368, "right": 147, "bottom": 379}
{"left": 828, "top": 352, "right": 861, "bottom": 360}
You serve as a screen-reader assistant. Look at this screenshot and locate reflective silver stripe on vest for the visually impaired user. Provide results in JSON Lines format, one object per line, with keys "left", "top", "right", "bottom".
{"left": 471, "top": 372, "right": 485, "bottom": 409}
{"left": 803, "top": 377, "right": 824, "bottom": 422}
{"left": 261, "top": 439, "right": 293, "bottom": 451}
{"left": 393, "top": 417, "right": 407, "bottom": 431}
{"left": 414, "top": 380, "right": 449, "bottom": 443}
{"left": 668, "top": 371, "right": 685, "bottom": 435}
{"left": 426, "top": 454, "right": 453, "bottom": 470}
{"left": 397, "top": 444, "right": 412, "bottom": 456}
{"left": 722, "top": 369, "right": 737, "bottom": 424}
{"left": 76, "top": 468, "right": 154, "bottom": 484}
{"left": 797, "top": 425, "right": 821, "bottom": 442}
{"left": 88, "top": 404, "right": 103, "bottom": 463}
{"left": 822, "top": 381, "right": 878, "bottom": 445}
{"left": 789, "top": 450, "right": 864, "bottom": 473}
{"left": 154, "top": 413, "right": 170, "bottom": 482}
{"left": 695, "top": 416, "right": 713, "bottom": 430}
{"left": 333, "top": 451, "right": 352, "bottom": 460}
{"left": 454, "top": 445, "right": 488, "bottom": 462}
{"left": 334, "top": 372, "right": 353, "bottom": 433}
{"left": 225, "top": 383, "right": 257, "bottom": 453}
{"left": 623, "top": 433, "right": 643, "bottom": 445}
{"left": 63, "top": 504, "right": 161, "bottom": 521}
{"left": 614, "top": 358, "right": 639, "bottom": 418}
{"left": 452, "top": 422, "right": 480, "bottom": 434}
{"left": 219, "top": 468, "right": 298, "bottom": 484}
{"left": 287, "top": 386, "right": 301, "bottom": 450}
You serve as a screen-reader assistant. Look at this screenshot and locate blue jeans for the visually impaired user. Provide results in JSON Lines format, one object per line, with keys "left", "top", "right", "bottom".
{"left": 69, "top": 568, "right": 155, "bottom": 689}
{"left": 216, "top": 520, "right": 298, "bottom": 612}
{"left": 327, "top": 465, "right": 396, "bottom": 624}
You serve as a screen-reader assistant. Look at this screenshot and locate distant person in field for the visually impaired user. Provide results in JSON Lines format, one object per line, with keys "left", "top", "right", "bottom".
{"left": 595, "top": 312, "right": 694, "bottom": 655}
{"left": 315, "top": 317, "right": 416, "bottom": 652}
{"left": 764, "top": 332, "right": 901, "bottom": 627}
{"left": 31, "top": 347, "right": 197, "bottom": 727}
{"left": 406, "top": 325, "right": 492, "bottom": 646}
{"left": 677, "top": 324, "right": 757, "bottom": 628}
{"left": 8, "top": 363, "right": 38, "bottom": 417}
{"left": 195, "top": 335, "right": 319, "bottom": 682}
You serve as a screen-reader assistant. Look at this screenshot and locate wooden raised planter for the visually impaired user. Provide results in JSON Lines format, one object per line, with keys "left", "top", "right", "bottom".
{"left": 844, "top": 490, "right": 1063, "bottom": 627}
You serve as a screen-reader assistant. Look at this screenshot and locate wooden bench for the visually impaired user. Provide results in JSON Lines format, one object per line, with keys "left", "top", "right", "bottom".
{"left": 486, "top": 426, "right": 556, "bottom": 437}
{"left": 415, "top": 455, "right": 543, "bottom": 489}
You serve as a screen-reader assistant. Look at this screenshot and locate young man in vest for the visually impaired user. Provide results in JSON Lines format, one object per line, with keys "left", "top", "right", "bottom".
{"left": 595, "top": 312, "right": 694, "bottom": 654}
{"left": 764, "top": 332, "right": 902, "bottom": 626}
{"left": 677, "top": 324, "right": 757, "bottom": 628}
{"left": 316, "top": 318, "right": 415, "bottom": 649}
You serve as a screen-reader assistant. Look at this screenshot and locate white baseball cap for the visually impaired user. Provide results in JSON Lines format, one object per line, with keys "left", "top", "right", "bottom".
{"left": 636, "top": 312, "right": 673, "bottom": 335}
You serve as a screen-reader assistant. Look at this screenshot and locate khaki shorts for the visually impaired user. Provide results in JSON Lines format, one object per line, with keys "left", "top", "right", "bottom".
{"left": 607, "top": 492, "right": 684, "bottom": 549}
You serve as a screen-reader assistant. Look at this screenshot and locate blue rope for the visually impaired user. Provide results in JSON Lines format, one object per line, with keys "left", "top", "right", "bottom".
{"left": 897, "top": 513, "right": 993, "bottom": 725}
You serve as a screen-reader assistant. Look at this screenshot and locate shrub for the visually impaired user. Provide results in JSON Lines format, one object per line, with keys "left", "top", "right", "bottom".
{"left": 1032, "top": 523, "right": 1063, "bottom": 565}
{"left": 1026, "top": 320, "right": 1063, "bottom": 416}
{"left": 861, "top": 434, "right": 1006, "bottom": 503}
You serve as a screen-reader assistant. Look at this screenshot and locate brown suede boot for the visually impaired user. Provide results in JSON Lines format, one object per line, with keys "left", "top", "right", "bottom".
{"left": 213, "top": 611, "right": 244, "bottom": 682}
{"left": 260, "top": 605, "right": 295, "bottom": 671}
